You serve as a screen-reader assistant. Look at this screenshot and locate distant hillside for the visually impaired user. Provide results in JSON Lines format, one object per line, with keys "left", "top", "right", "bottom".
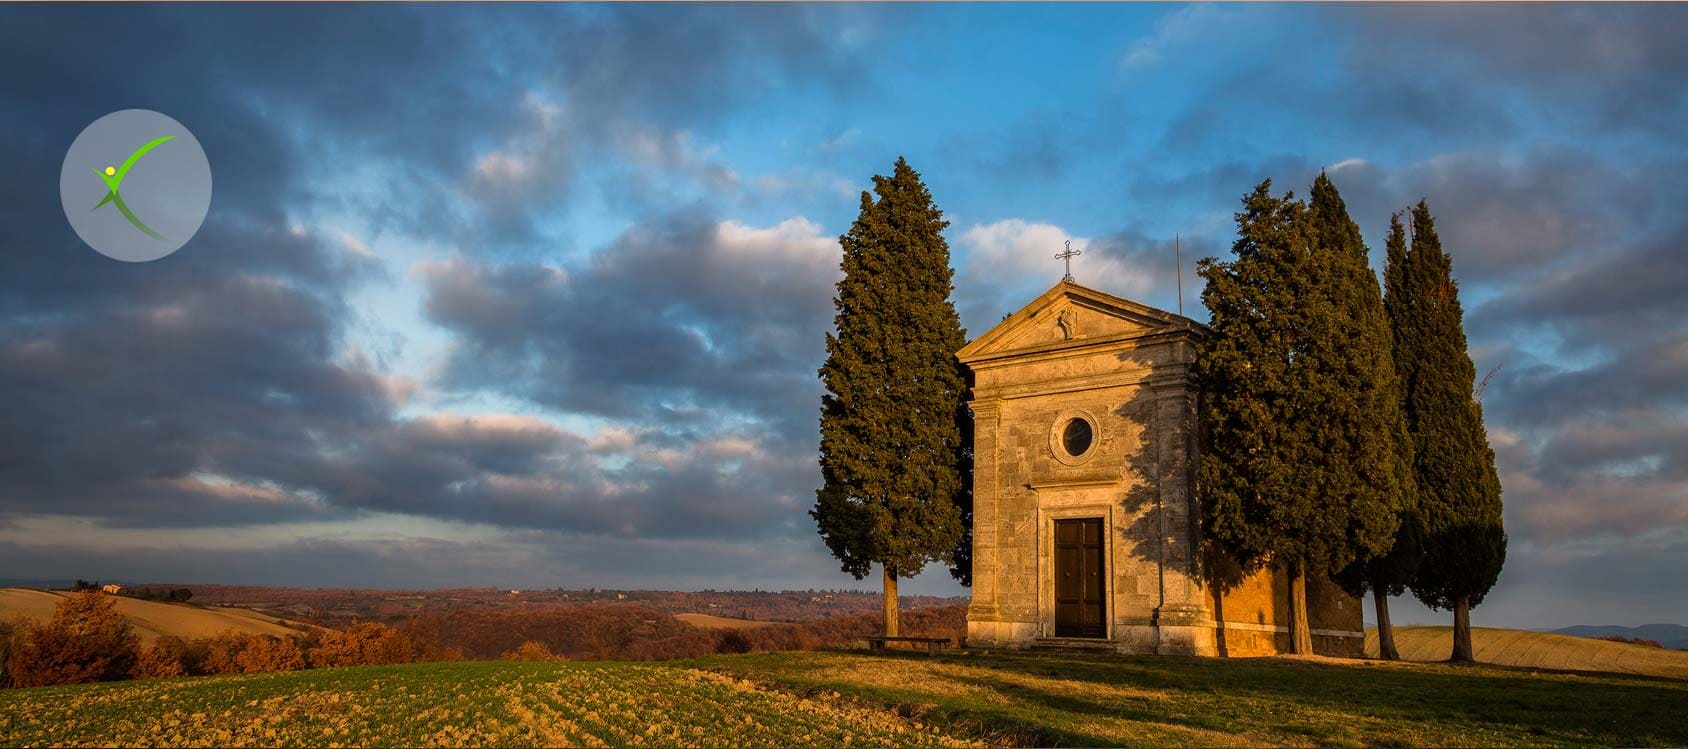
{"left": 1554, "top": 624, "right": 1688, "bottom": 650}
{"left": 674, "top": 612, "right": 780, "bottom": 629}
{"left": 169, "top": 584, "right": 965, "bottom": 622}
{"left": 1368, "top": 625, "right": 1688, "bottom": 679}
{"left": 0, "top": 588, "right": 315, "bottom": 643}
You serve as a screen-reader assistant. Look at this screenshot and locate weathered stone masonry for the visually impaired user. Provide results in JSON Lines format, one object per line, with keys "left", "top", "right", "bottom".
{"left": 959, "top": 280, "right": 1364, "bottom": 657}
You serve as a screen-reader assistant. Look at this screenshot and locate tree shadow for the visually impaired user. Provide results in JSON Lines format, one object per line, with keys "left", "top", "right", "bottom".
{"left": 918, "top": 650, "right": 1688, "bottom": 745}
{"left": 1106, "top": 350, "right": 1277, "bottom": 655}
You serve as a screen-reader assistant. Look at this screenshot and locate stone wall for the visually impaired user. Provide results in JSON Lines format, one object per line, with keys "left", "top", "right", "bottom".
{"left": 961, "top": 282, "right": 1365, "bottom": 659}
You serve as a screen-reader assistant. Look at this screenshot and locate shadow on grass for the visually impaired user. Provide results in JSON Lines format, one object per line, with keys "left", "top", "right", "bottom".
{"left": 697, "top": 649, "right": 1688, "bottom": 747}
{"left": 920, "top": 650, "right": 1688, "bottom": 746}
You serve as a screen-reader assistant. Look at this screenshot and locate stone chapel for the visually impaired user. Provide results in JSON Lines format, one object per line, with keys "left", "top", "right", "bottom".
{"left": 958, "top": 280, "right": 1364, "bottom": 657}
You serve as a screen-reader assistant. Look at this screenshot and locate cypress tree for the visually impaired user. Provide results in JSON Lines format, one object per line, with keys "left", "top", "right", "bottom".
{"left": 1395, "top": 200, "right": 1507, "bottom": 663}
{"left": 812, "top": 157, "right": 970, "bottom": 637}
{"left": 1197, "top": 178, "right": 1401, "bottom": 654}
{"left": 1336, "top": 211, "right": 1422, "bottom": 661}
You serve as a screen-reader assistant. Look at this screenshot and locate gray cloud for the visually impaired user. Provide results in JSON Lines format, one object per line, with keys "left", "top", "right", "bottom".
{"left": 1331, "top": 5, "right": 1688, "bottom": 136}
{"left": 421, "top": 210, "right": 841, "bottom": 442}
{"left": 0, "top": 531, "right": 871, "bottom": 592}
{"left": 1, "top": 5, "right": 862, "bottom": 547}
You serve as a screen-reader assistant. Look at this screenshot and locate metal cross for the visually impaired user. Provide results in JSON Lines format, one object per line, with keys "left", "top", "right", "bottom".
{"left": 1055, "top": 240, "right": 1082, "bottom": 282}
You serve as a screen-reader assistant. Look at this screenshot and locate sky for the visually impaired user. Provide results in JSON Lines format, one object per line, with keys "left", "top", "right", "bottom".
{"left": 2, "top": 4, "right": 1685, "bottom": 630}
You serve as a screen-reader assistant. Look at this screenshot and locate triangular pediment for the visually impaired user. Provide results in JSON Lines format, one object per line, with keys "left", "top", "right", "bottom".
{"left": 957, "top": 280, "right": 1202, "bottom": 362}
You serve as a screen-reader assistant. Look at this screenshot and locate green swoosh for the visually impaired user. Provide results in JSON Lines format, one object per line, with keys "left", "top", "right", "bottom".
{"left": 111, "top": 135, "right": 174, "bottom": 186}
{"left": 89, "top": 134, "right": 176, "bottom": 241}
{"left": 112, "top": 191, "right": 167, "bottom": 241}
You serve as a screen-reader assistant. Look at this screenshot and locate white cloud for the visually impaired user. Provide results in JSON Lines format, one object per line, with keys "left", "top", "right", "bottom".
{"left": 960, "top": 218, "right": 1153, "bottom": 299}
{"left": 1120, "top": 4, "right": 1243, "bottom": 73}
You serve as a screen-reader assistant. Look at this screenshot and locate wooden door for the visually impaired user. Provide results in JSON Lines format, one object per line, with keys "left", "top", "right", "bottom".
{"left": 1054, "top": 518, "right": 1105, "bottom": 638}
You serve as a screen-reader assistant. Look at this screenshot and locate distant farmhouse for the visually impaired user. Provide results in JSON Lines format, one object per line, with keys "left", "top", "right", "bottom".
{"left": 960, "top": 281, "right": 1362, "bottom": 656}
{"left": 100, "top": 583, "right": 123, "bottom": 595}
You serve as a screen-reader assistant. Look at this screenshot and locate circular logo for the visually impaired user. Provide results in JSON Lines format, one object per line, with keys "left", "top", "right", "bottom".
{"left": 60, "top": 109, "right": 212, "bottom": 262}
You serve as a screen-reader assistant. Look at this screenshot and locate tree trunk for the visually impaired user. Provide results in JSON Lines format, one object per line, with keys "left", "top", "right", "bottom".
{"left": 1451, "top": 594, "right": 1474, "bottom": 662}
{"left": 1373, "top": 588, "right": 1399, "bottom": 661}
{"left": 1288, "top": 560, "right": 1313, "bottom": 655}
{"left": 882, "top": 564, "right": 900, "bottom": 637}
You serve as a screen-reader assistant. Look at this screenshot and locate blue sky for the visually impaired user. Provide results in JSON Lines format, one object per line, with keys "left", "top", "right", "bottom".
{"left": 3, "top": 4, "right": 1686, "bottom": 629}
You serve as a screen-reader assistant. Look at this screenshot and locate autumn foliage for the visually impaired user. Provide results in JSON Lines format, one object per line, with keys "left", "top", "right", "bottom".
{"left": 2, "top": 598, "right": 461, "bottom": 688}
{"left": 1595, "top": 635, "right": 1664, "bottom": 648}
{"left": 201, "top": 632, "right": 308, "bottom": 674}
{"left": 423, "top": 603, "right": 966, "bottom": 661}
{"left": 309, "top": 620, "right": 462, "bottom": 668}
{"left": 5, "top": 591, "right": 139, "bottom": 687}
{"left": 130, "top": 636, "right": 188, "bottom": 679}
{"left": 2, "top": 590, "right": 963, "bottom": 690}
{"left": 501, "top": 640, "right": 567, "bottom": 662}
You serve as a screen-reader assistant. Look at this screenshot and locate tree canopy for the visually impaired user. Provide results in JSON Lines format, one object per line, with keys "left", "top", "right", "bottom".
{"left": 812, "top": 157, "right": 970, "bottom": 604}
{"left": 1196, "top": 176, "right": 1406, "bottom": 651}
{"left": 1395, "top": 201, "right": 1507, "bottom": 616}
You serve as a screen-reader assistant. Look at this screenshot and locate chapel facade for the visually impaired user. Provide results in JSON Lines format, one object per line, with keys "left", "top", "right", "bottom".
{"left": 959, "top": 280, "right": 1364, "bottom": 657}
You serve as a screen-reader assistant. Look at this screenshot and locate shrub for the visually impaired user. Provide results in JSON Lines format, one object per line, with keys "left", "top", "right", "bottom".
{"left": 716, "top": 630, "right": 753, "bottom": 654}
{"left": 0, "top": 617, "right": 23, "bottom": 688}
{"left": 199, "top": 631, "right": 307, "bottom": 674}
{"left": 131, "top": 636, "right": 188, "bottom": 679}
{"left": 309, "top": 621, "right": 415, "bottom": 668}
{"left": 394, "top": 616, "right": 464, "bottom": 663}
{"left": 501, "top": 640, "right": 567, "bottom": 662}
{"left": 199, "top": 631, "right": 248, "bottom": 675}
{"left": 6, "top": 591, "right": 139, "bottom": 687}
{"left": 238, "top": 635, "right": 306, "bottom": 672}
{"left": 1595, "top": 635, "right": 1664, "bottom": 648}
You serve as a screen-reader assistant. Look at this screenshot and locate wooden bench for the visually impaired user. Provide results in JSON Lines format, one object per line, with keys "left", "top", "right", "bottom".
{"left": 863, "top": 636, "right": 950, "bottom": 655}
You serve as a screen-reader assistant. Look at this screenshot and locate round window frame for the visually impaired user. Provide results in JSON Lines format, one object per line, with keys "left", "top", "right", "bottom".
{"left": 1049, "top": 409, "right": 1101, "bottom": 466}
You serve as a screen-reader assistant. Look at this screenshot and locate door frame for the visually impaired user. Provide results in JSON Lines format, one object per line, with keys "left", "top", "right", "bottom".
{"left": 1035, "top": 495, "right": 1116, "bottom": 640}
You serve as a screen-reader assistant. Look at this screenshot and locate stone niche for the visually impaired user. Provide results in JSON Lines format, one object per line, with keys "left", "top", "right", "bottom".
{"left": 958, "top": 280, "right": 1363, "bottom": 657}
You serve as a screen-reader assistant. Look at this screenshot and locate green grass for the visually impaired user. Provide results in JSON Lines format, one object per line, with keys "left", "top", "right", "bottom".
{"left": 1369, "top": 626, "right": 1688, "bottom": 680}
{"left": 0, "top": 659, "right": 975, "bottom": 748}
{"left": 3, "top": 651, "right": 1686, "bottom": 747}
{"left": 689, "top": 650, "right": 1688, "bottom": 748}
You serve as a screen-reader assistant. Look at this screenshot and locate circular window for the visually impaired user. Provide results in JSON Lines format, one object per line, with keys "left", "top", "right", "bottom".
{"left": 1062, "top": 418, "right": 1093, "bottom": 457}
{"left": 1049, "top": 409, "right": 1100, "bottom": 466}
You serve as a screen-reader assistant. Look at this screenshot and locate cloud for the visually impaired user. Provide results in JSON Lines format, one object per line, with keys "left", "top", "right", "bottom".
{"left": 5, "top": 3, "right": 1687, "bottom": 622}
{"left": 420, "top": 213, "right": 841, "bottom": 440}
{"left": 1330, "top": 4, "right": 1688, "bottom": 135}
{"left": 0, "top": 530, "right": 865, "bottom": 592}
{"left": 0, "top": 5, "right": 869, "bottom": 550}
{"left": 953, "top": 219, "right": 1212, "bottom": 333}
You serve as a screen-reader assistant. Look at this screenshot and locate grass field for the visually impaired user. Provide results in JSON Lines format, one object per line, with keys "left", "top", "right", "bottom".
{"left": 0, "top": 588, "right": 312, "bottom": 644}
{"left": 673, "top": 613, "right": 780, "bottom": 630}
{"left": 1367, "top": 626, "right": 1688, "bottom": 680}
{"left": 4, "top": 650, "right": 1686, "bottom": 747}
{"left": 697, "top": 651, "right": 1688, "bottom": 747}
{"left": 0, "top": 659, "right": 978, "bottom": 748}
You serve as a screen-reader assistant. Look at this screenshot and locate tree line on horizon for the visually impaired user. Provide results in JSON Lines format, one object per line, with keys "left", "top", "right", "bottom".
{"left": 812, "top": 158, "right": 1505, "bottom": 662}
{"left": 0, "top": 590, "right": 968, "bottom": 689}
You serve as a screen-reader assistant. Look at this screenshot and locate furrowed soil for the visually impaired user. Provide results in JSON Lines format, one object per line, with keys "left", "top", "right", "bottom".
{"left": 4, "top": 649, "right": 1686, "bottom": 747}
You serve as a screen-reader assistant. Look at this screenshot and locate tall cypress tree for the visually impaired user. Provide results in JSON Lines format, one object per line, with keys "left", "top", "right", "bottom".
{"left": 1395, "top": 201, "right": 1507, "bottom": 662}
{"left": 812, "top": 157, "right": 970, "bottom": 637}
{"left": 1337, "top": 211, "right": 1422, "bottom": 661}
{"left": 1197, "top": 178, "right": 1401, "bottom": 654}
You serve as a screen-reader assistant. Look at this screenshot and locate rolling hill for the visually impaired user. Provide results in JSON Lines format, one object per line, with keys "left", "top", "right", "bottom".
{"left": 0, "top": 588, "right": 314, "bottom": 643}
{"left": 673, "top": 612, "right": 781, "bottom": 630}
{"left": 1554, "top": 623, "right": 1688, "bottom": 650}
{"left": 1367, "top": 625, "right": 1688, "bottom": 679}
{"left": 3, "top": 651, "right": 1685, "bottom": 747}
